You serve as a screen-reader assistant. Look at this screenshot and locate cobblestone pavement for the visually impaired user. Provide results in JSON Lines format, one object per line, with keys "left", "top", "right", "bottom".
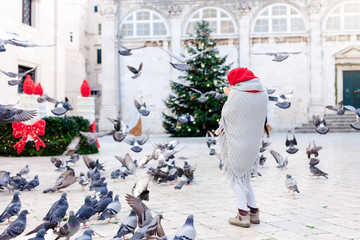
{"left": 0, "top": 132, "right": 360, "bottom": 240}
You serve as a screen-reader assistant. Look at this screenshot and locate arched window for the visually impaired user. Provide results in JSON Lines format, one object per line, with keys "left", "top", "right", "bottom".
{"left": 253, "top": 4, "right": 306, "bottom": 34}
{"left": 325, "top": 2, "right": 360, "bottom": 31}
{"left": 120, "top": 10, "right": 168, "bottom": 38}
{"left": 185, "top": 7, "right": 235, "bottom": 36}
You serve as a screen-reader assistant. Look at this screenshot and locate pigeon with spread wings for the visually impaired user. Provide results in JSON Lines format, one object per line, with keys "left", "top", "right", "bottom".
{"left": 127, "top": 63, "right": 143, "bottom": 79}
{"left": 0, "top": 104, "right": 36, "bottom": 123}
{"left": 252, "top": 52, "right": 301, "bottom": 62}
{"left": 107, "top": 117, "right": 128, "bottom": 142}
{"left": 43, "top": 166, "right": 78, "bottom": 193}
{"left": 268, "top": 92, "right": 293, "bottom": 109}
{"left": 306, "top": 141, "right": 322, "bottom": 158}
{"left": 285, "top": 131, "right": 298, "bottom": 154}
{"left": 344, "top": 105, "right": 360, "bottom": 130}
{"left": 134, "top": 96, "right": 150, "bottom": 116}
{"left": 37, "top": 94, "right": 73, "bottom": 116}
{"left": 0, "top": 66, "right": 37, "bottom": 86}
{"left": 326, "top": 100, "right": 345, "bottom": 115}
{"left": 115, "top": 153, "right": 137, "bottom": 179}
{"left": 312, "top": 115, "right": 329, "bottom": 134}
{"left": 80, "top": 130, "right": 114, "bottom": 146}
{"left": 190, "top": 88, "right": 214, "bottom": 103}
{"left": 270, "top": 150, "right": 288, "bottom": 169}
{"left": 118, "top": 44, "right": 146, "bottom": 56}
{"left": 124, "top": 134, "right": 149, "bottom": 153}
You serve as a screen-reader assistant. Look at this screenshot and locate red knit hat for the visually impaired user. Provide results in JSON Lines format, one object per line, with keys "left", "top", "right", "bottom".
{"left": 227, "top": 67, "right": 258, "bottom": 85}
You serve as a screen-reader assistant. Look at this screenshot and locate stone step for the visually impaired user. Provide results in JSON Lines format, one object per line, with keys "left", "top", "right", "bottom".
{"left": 295, "top": 128, "right": 359, "bottom": 133}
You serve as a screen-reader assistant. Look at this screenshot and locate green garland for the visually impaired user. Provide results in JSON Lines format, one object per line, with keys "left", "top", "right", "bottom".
{"left": 0, "top": 116, "right": 98, "bottom": 157}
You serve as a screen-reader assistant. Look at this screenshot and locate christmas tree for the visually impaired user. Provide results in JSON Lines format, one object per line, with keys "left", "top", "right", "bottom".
{"left": 163, "top": 20, "right": 232, "bottom": 137}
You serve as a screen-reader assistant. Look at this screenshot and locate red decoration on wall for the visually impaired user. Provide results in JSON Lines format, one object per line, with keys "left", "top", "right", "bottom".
{"left": 12, "top": 120, "right": 46, "bottom": 154}
{"left": 88, "top": 121, "right": 100, "bottom": 148}
{"left": 81, "top": 79, "right": 91, "bottom": 97}
{"left": 34, "top": 83, "right": 43, "bottom": 96}
{"left": 23, "top": 75, "right": 35, "bottom": 95}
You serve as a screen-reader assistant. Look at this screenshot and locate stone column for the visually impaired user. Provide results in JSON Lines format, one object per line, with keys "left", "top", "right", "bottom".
{"left": 99, "top": 0, "right": 118, "bottom": 130}
{"left": 308, "top": 0, "right": 324, "bottom": 118}
{"left": 237, "top": 2, "right": 252, "bottom": 67}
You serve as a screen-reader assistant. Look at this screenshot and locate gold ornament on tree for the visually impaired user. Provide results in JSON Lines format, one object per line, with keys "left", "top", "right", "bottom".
{"left": 198, "top": 42, "right": 205, "bottom": 50}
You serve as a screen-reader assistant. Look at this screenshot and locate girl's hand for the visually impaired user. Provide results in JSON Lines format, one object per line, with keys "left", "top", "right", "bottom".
{"left": 223, "top": 87, "right": 231, "bottom": 96}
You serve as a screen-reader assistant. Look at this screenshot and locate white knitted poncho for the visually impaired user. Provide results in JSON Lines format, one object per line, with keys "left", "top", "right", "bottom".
{"left": 216, "top": 78, "right": 268, "bottom": 189}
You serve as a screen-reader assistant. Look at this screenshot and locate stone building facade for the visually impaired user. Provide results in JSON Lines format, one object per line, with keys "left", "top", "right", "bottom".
{"left": 96, "top": 0, "right": 360, "bottom": 132}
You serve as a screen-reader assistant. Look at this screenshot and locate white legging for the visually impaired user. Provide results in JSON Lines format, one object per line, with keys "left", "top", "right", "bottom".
{"left": 232, "top": 180, "right": 257, "bottom": 211}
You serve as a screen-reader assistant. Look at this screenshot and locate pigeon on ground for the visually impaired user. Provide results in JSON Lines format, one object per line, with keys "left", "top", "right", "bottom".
{"left": 0, "top": 191, "right": 21, "bottom": 223}
{"left": 157, "top": 41, "right": 212, "bottom": 71}
{"left": 66, "top": 154, "right": 80, "bottom": 165}
{"left": 0, "top": 171, "right": 10, "bottom": 189}
{"left": 19, "top": 165, "right": 30, "bottom": 177}
{"left": 75, "top": 229, "right": 95, "bottom": 240}
{"left": 98, "top": 194, "right": 121, "bottom": 222}
{"left": 0, "top": 67, "right": 37, "bottom": 86}
{"left": 132, "top": 175, "right": 152, "bottom": 201}
{"left": 190, "top": 88, "right": 213, "bottom": 103}
{"left": 124, "top": 134, "right": 149, "bottom": 153}
{"left": 118, "top": 44, "right": 146, "bottom": 56}
{"left": 111, "top": 169, "right": 120, "bottom": 181}
{"left": 259, "top": 154, "right": 266, "bottom": 166}
{"left": 43, "top": 166, "right": 78, "bottom": 193}
{"left": 43, "top": 193, "right": 68, "bottom": 222}
{"left": 0, "top": 210, "right": 29, "bottom": 240}
{"left": 270, "top": 150, "right": 288, "bottom": 169}
{"left": 213, "top": 153, "right": 224, "bottom": 170}
{"left": 7, "top": 174, "right": 28, "bottom": 192}
{"left": 0, "top": 105, "right": 37, "bottom": 123}
{"left": 125, "top": 194, "right": 165, "bottom": 240}
{"left": 93, "top": 191, "right": 113, "bottom": 216}
{"left": 37, "top": 94, "right": 73, "bottom": 116}
{"left": 107, "top": 117, "right": 128, "bottom": 142}
{"left": 344, "top": 105, "right": 360, "bottom": 130}
{"left": 306, "top": 141, "right": 322, "bottom": 158}
{"left": 75, "top": 196, "right": 95, "bottom": 228}
{"left": 177, "top": 114, "right": 195, "bottom": 124}
{"left": 206, "top": 130, "right": 217, "bottom": 155}
{"left": 134, "top": 96, "right": 150, "bottom": 116}
{"left": 259, "top": 139, "right": 271, "bottom": 153}
{"left": 113, "top": 210, "right": 137, "bottom": 239}
{"left": 87, "top": 168, "right": 101, "bottom": 183}
{"left": 25, "top": 221, "right": 58, "bottom": 236}
{"left": 94, "top": 182, "right": 108, "bottom": 199}
{"left": 83, "top": 156, "right": 105, "bottom": 171}
{"left": 27, "top": 229, "right": 47, "bottom": 240}
{"left": 55, "top": 211, "right": 80, "bottom": 240}
{"left": 252, "top": 52, "right": 301, "bottom": 62}
{"left": 285, "top": 174, "right": 300, "bottom": 195}
{"left": 173, "top": 215, "right": 196, "bottom": 240}
{"left": 326, "top": 100, "right": 345, "bottom": 115}
{"left": 174, "top": 161, "right": 196, "bottom": 190}
{"left": 89, "top": 177, "right": 105, "bottom": 191}
{"left": 78, "top": 172, "right": 89, "bottom": 190}
{"left": 127, "top": 63, "right": 143, "bottom": 79}
{"left": 115, "top": 153, "right": 137, "bottom": 179}
{"left": 285, "top": 132, "right": 298, "bottom": 154}
{"left": 20, "top": 175, "right": 39, "bottom": 191}
{"left": 51, "top": 157, "right": 67, "bottom": 171}
{"left": 309, "top": 160, "right": 328, "bottom": 179}
{"left": 80, "top": 130, "right": 114, "bottom": 146}
{"left": 268, "top": 92, "right": 293, "bottom": 109}
{"left": 312, "top": 115, "right": 329, "bottom": 134}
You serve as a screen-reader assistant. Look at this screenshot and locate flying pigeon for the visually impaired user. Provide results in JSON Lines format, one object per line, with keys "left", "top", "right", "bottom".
{"left": 252, "top": 52, "right": 301, "bottom": 62}
{"left": 0, "top": 104, "right": 36, "bottom": 123}
{"left": 124, "top": 134, "right": 149, "bottom": 153}
{"left": 173, "top": 215, "right": 196, "bottom": 240}
{"left": 134, "top": 96, "right": 150, "bottom": 116}
{"left": 259, "top": 154, "right": 266, "bottom": 166}
{"left": 0, "top": 28, "right": 54, "bottom": 52}
{"left": 107, "top": 117, "right": 128, "bottom": 142}
{"left": 63, "top": 137, "right": 81, "bottom": 156}
{"left": 207, "top": 90, "right": 227, "bottom": 100}
{"left": 80, "top": 129, "right": 114, "bottom": 146}
{"left": 206, "top": 130, "right": 217, "bottom": 155}
{"left": 113, "top": 210, "right": 137, "bottom": 239}
{"left": 190, "top": 88, "right": 213, "bottom": 103}
{"left": 118, "top": 44, "right": 146, "bottom": 56}
{"left": 115, "top": 153, "right": 137, "bottom": 179}
{"left": 74, "top": 229, "right": 95, "bottom": 240}
{"left": 98, "top": 194, "right": 121, "bottom": 222}
{"left": 344, "top": 105, "right": 360, "bottom": 130}
{"left": 285, "top": 174, "right": 300, "bottom": 195}
{"left": 177, "top": 114, "right": 195, "bottom": 124}
{"left": 132, "top": 175, "right": 152, "bottom": 201}
{"left": 0, "top": 191, "right": 21, "bottom": 223}
{"left": 312, "top": 115, "right": 329, "bottom": 134}
{"left": 270, "top": 150, "right": 288, "bottom": 169}
{"left": 0, "top": 210, "right": 29, "bottom": 240}
{"left": 259, "top": 139, "right": 271, "bottom": 153}
{"left": 55, "top": 210, "right": 80, "bottom": 240}
{"left": 174, "top": 161, "right": 196, "bottom": 190}
{"left": 20, "top": 175, "right": 39, "bottom": 191}
{"left": 268, "top": 92, "right": 293, "bottom": 109}
{"left": 83, "top": 155, "right": 105, "bottom": 171}
{"left": 285, "top": 131, "right": 298, "bottom": 154}
{"left": 43, "top": 166, "right": 78, "bottom": 193}
{"left": 37, "top": 94, "right": 73, "bottom": 116}
{"left": 25, "top": 221, "right": 58, "bottom": 236}
{"left": 326, "top": 100, "right": 345, "bottom": 115}
{"left": 125, "top": 194, "right": 165, "bottom": 240}
{"left": 127, "top": 62, "right": 143, "bottom": 79}
{"left": 43, "top": 193, "right": 68, "bottom": 222}
{"left": 66, "top": 153, "right": 80, "bottom": 165}
{"left": 51, "top": 157, "right": 67, "bottom": 171}
{"left": 306, "top": 141, "right": 322, "bottom": 158}
{"left": 0, "top": 67, "right": 37, "bottom": 86}
{"left": 75, "top": 196, "right": 95, "bottom": 228}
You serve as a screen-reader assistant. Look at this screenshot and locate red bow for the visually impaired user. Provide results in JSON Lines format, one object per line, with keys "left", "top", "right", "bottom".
{"left": 12, "top": 120, "right": 46, "bottom": 154}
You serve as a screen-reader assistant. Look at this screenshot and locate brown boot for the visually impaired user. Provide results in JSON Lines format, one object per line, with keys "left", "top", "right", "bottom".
{"left": 249, "top": 209, "right": 260, "bottom": 224}
{"left": 228, "top": 213, "right": 250, "bottom": 228}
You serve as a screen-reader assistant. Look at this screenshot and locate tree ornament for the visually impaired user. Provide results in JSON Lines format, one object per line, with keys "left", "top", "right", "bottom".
{"left": 177, "top": 108, "right": 180, "bottom": 110}
{"left": 201, "top": 63, "right": 205, "bottom": 68}
{"left": 203, "top": 33, "right": 207, "bottom": 35}
{"left": 34, "top": 83, "right": 43, "bottom": 96}
{"left": 23, "top": 75, "right": 35, "bottom": 95}
{"left": 188, "top": 128, "right": 191, "bottom": 132}
{"left": 189, "top": 76, "right": 193, "bottom": 79}
{"left": 213, "top": 69, "right": 217, "bottom": 72}
{"left": 218, "top": 60, "right": 221, "bottom": 63}
{"left": 198, "top": 42, "right": 205, "bottom": 50}
{"left": 214, "top": 80, "right": 218, "bottom": 84}
{"left": 81, "top": 79, "right": 91, "bottom": 97}
{"left": 205, "top": 78, "right": 208, "bottom": 80}
{"left": 206, "top": 84, "right": 210, "bottom": 87}
{"left": 209, "top": 109, "right": 212, "bottom": 112}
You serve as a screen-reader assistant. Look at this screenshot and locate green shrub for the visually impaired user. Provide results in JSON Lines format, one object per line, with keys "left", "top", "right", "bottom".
{"left": 0, "top": 116, "right": 98, "bottom": 157}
